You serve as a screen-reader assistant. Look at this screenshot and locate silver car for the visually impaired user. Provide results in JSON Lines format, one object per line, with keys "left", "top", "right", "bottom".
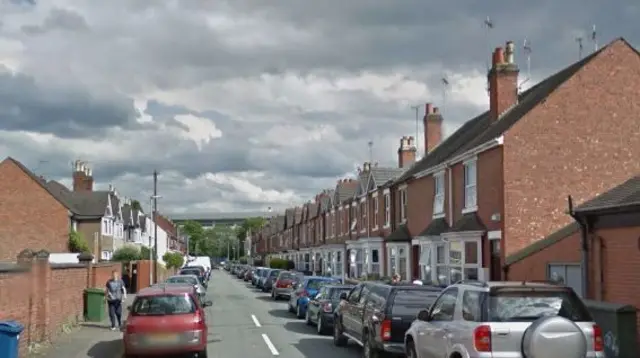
{"left": 405, "top": 280, "right": 605, "bottom": 358}
{"left": 165, "top": 274, "right": 206, "bottom": 298}
{"left": 271, "top": 271, "right": 303, "bottom": 300}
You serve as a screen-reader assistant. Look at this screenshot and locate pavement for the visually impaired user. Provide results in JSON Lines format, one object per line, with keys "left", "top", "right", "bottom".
{"left": 34, "top": 271, "right": 363, "bottom": 358}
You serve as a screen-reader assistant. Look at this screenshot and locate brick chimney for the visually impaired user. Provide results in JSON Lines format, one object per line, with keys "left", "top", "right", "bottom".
{"left": 423, "top": 103, "right": 443, "bottom": 154}
{"left": 488, "top": 41, "right": 519, "bottom": 120}
{"left": 72, "top": 160, "right": 94, "bottom": 192}
{"left": 397, "top": 136, "right": 417, "bottom": 168}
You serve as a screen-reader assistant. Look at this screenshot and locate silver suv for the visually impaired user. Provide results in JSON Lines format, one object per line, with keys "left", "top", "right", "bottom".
{"left": 404, "top": 281, "right": 605, "bottom": 358}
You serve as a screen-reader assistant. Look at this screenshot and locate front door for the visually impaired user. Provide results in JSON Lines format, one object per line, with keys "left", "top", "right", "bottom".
{"left": 490, "top": 239, "right": 501, "bottom": 280}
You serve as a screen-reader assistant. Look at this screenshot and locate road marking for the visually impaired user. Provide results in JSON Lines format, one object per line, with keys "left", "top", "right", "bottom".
{"left": 261, "top": 333, "right": 279, "bottom": 356}
{"left": 251, "top": 314, "right": 262, "bottom": 327}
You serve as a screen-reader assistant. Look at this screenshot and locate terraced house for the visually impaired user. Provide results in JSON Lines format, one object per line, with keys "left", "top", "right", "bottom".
{"left": 255, "top": 38, "right": 640, "bottom": 286}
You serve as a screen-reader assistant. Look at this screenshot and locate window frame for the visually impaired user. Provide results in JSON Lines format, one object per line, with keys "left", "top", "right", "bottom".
{"left": 372, "top": 197, "right": 379, "bottom": 228}
{"left": 463, "top": 159, "right": 478, "bottom": 212}
{"left": 433, "top": 171, "right": 445, "bottom": 216}
{"left": 399, "top": 189, "right": 408, "bottom": 222}
{"left": 383, "top": 194, "right": 391, "bottom": 227}
{"left": 428, "top": 287, "right": 459, "bottom": 321}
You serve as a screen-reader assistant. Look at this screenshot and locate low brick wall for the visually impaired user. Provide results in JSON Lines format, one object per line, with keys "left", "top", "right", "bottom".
{"left": 0, "top": 249, "right": 120, "bottom": 357}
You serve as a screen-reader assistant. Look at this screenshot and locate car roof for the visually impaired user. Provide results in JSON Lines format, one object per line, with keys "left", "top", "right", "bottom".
{"left": 167, "top": 274, "right": 199, "bottom": 280}
{"left": 305, "top": 276, "right": 339, "bottom": 280}
{"left": 138, "top": 284, "right": 195, "bottom": 297}
{"left": 324, "top": 284, "right": 355, "bottom": 289}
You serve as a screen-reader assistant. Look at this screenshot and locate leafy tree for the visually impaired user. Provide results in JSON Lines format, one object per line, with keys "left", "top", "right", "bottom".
{"left": 182, "top": 221, "right": 206, "bottom": 255}
{"left": 163, "top": 252, "right": 185, "bottom": 269}
{"left": 131, "top": 200, "right": 142, "bottom": 212}
{"left": 235, "top": 217, "right": 266, "bottom": 257}
{"left": 140, "top": 246, "right": 156, "bottom": 260}
{"left": 68, "top": 230, "right": 90, "bottom": 253}
{"left": 112, "top": 245, "right": 141, "bottom": 262}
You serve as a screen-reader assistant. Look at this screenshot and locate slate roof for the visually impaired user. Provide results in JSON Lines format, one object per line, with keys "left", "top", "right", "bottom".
{"left": 294, "top": 207, "right": 303, "bottom": 224}
{"left": 396, "top": 40, "right": 611, "bottom": 183}
{"left": 419, "top": 217, "right": 450, "bottom": 236}
{"left": 386, "top": 224, "right": 411, "bottom": 242}
{"left": 449, "top": 213, "right": 487, "bottom": 233}
{"left": 574, "top": 175, "right": 640, "bottom": 214}
{"left": 319, "top": 193, "right": 333, "bottom": 213}
{"left": 335, "top": 180, "right": 358, "bottom": 202}
{"left": 505, "top": 223, "right": 580, "bottom": 266}
{"left": 308, "top": 202, "right": 319, "bottom": 219}
{"left": 123, "top": 204, "right": 133, "bottom": 227}
{"left": 370, "top": 167, "right": 406, "bottom": 188}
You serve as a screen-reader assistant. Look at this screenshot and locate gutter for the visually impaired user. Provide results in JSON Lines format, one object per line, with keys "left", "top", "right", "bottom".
{"left": 414, "top": 136, "right": 504, "bottom": 179}
{"left": 568, "top": 195, "right": 590, "bottom": 298}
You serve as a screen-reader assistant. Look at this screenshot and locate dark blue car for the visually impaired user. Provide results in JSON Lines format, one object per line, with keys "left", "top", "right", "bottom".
{"left": 288, "top": 276, "right": 342, "bottom": 318}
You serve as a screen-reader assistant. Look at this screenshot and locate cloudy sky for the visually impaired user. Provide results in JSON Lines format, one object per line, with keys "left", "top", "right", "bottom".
{"left": 0, "top": 0, "right": 637, "bottom": 215}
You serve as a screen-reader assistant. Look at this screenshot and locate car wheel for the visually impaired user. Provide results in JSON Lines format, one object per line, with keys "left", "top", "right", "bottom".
{"left": 296, "top": 303, "right": 304, "bottom": 319}
{"left": 305, "top": 309, "right": 312, "bottom": 325}
{"left": 363, "top": 334, "right": 380, "bottom": 358}
{"left": 317, "top": 315, "right": 326, "bottom": 335}
{"left": 333, "top": 320, "right": 348, "bottom": 347}
{"left": 405, "top": 340, "right": 417, "bottom": 358}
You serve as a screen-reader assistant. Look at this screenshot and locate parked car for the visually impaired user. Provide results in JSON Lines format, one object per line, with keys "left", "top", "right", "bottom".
{"left": 244, "top": 268, "right": 254, "bottom": 282}
{"left": 262, "top": 269, "right": 283, "bottom": 292}
{"left": 164, "top": 275, "right": 206, "bottom": 302}
{"left": 333, "top": 281, "right": 442, "bottom": 356}
{"left": 257, "top": 269, "right": 271, "bottom": 289}
{"left": 305, "top": 284, "right": 354, "bottom": 334}
{"left": 122, "top": 284, "right": 212, "bottom": 357}
{"left": 271, "top": 271, "right": 304, "bottom": 300}
{"left": 288, "top": 276, "right": 342, "bottom": 318}
{"left": 252, "top": 268, "right": 266, "bottom": 286}
{"left": 404, "top": 280, "right": 604, "bottom": 358}
{"left": 179, "top": 267, "right": 207, "bottom": 288}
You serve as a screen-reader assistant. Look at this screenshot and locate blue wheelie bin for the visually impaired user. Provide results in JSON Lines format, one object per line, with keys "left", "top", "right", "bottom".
{"left": 0, "top": 320, "right": 24, "bottom": 358}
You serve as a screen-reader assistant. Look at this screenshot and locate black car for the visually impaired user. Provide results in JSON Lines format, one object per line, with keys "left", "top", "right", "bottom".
{"left": 305, "top": 284, "right": 354, "bottom": 334}
{"left": 333, "top": 282, "right": 442, "bottom": 356}
{"left": 262, "top": 269, "right": 282, "bottom": 292}
{"left": 179, "top": 267, "right": 207, "bottom": 288}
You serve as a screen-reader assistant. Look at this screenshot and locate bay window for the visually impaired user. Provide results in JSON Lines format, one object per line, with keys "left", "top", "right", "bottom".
{"left": 464, "top": 159, "right": 477, "bottom": 210}
{"left": 335, "top": 250, "right": 343, "bottom": 276}
{"left": 433, "top": 172, "right": 445, "bottom": 216}
{"left": 419, "top": 244, "right": 433, "bottom": 284}
{"left": 387, "top": 244, "right": 410, "bottom": 280}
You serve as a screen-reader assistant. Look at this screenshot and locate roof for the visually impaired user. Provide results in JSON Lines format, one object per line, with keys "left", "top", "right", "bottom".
{"left": 396, "top": 39, "right": 615, "bottom": 184}
{"left": 449, "top": 213, "right": 487, "bottom": 232}
{"left": 573, "top": 175, "right": 640, "bottom": 215}
{"left": 370, "top": 167, "right": 406, "bottom": 188}
{"left": 386, "top": 224, "right": 411, "bottom": 242}
{"left": 504, "top": 222, "right": 580, "bottom": 266}
{"left": 419, "top": 217, "right": 449, "bottom": 236}
{"left": 334, "top": 180, "right": 358, "bottom": 202}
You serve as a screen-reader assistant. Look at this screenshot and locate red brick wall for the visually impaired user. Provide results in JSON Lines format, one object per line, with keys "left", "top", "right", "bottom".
{"left": 503, "top": 41, "right": 640, "bottom": 256}
{"left": 0, "top": 159, "right": 71, "bottom": 261}
{"left": 406, "top": 177, "right": 434, "bottom": 236}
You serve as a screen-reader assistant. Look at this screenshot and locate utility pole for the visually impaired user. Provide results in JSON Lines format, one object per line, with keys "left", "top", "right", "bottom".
{"left": 411, "top": 105, "right": 420, "bottom": 153}
{"left": 152, "top": 170, "right": 158, "bottom": 284}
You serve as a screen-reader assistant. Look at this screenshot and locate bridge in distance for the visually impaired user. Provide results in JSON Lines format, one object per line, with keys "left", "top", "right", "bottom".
{"left": 168, "top": 211, "right": 274, "bottom": 229}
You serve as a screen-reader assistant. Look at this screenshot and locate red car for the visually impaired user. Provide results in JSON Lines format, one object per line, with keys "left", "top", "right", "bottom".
{"left": 123, "top": 284, "right": 212, "bottom": 357}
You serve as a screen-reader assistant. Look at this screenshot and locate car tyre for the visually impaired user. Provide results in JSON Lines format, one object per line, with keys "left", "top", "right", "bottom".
{"left": 363, "top": 333, "right": 381, "bottom": 358}
{"left": 305, "top": 309, "right": 312, "bottom": 325}
{"left": 405, "top": 340, "right": 417, "bottom": 358}
{"left": 296, "top": 303, "right": 304, "bottom": 319}
{"left": 333, "top": 320, "right": 348, "bottom": 347}
{"left": 317, "top": 314, "right": 327, "bottom": 335}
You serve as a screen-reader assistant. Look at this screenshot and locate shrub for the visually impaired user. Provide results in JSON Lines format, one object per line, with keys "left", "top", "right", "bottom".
{"left": 163, "top": 252, "right": 184, "bottom": 269}
{"left": 269, "top": 258, "right": 288, "bottom": 269}
{"left": 239, "top": 256, "right": 248, "bottom": 264}
{"left": 68, "top": 231, "right": 90, "bottom": 253}
{"left": 286, "top": 260, "right": 295, "bottom": 270}
{"left": 112, "top": 245, "right": 141, "bottom": 262}
{"left": 140, "top": 246, "right": 156, "bottom": 260}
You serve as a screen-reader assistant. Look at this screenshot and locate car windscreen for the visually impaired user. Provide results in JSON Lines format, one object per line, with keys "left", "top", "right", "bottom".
{"left": 390, "top": 289, "right": 440, "bottom": 316}
{"left": 180, "top": 269, "right": 201, "bottom": 276}
{"left": 166, "top": 276, "right": 198, "bottom": 285}
{"left": 131, "top": 294, "right": 196, "bottom": 316}
{"left": 269, "top": 270, "right": 281, "bottom": 277}
{"left": 278, "top": 272, "right": 298, "bottom": 281}
{"left": 307, "top": 279, "right": 339, "bottom": 290}
{"left": 487, "top": 288, "right": 593, "bottom": 322}
{"left": 329, "top": 287, "right": 352, "bottom": 300}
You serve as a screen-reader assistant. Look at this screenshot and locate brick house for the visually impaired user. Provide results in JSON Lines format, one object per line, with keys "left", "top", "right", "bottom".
{"left": 390, "top": 37, "right": 640, "bottom": 287}
{"left": 0, "top": 157, "right": 75, "bottom": 260}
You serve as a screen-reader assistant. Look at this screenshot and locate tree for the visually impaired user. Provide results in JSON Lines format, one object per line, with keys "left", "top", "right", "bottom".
{"left": 236, "top": 217, "right": 266, "bottom": 257}
{"left": 112, "top": 245, "right": 141, "bottom": 262}
{"left": 131, "top": 200, "right": 142, "bottom": 212}
{"left": 68, "top": 230, "right": 90, "bottom": 253}
{"left": 140, "top": 246, "right": 156, "bottom": 260}
{"left": 163, "top": 252, "right": 184, "bottom": 269}
{"left": 182, "top": 221, "right": 206, "bottom": 255}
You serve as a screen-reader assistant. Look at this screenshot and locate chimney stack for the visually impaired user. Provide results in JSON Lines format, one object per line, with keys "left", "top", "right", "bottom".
{"left": 397, "top": 135, "right": 417, "bottom": 168}
{"left": 489, "top": 41, "right": 519, "bottom": 121}
{"left": 423, "top": 103, "right": 443, "bottom": 155}
{"left": 72, "top": 160, "right": 94, "bottom": 192}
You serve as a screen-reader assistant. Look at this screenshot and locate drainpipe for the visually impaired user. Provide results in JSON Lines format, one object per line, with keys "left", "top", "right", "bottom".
{"left": 568, "top": 195, "right": 589, "bottom": 298}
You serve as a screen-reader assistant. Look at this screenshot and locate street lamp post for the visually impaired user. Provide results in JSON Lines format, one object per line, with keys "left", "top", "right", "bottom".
{"left": 149, "top": 194, "right": 162, "bottom": 285}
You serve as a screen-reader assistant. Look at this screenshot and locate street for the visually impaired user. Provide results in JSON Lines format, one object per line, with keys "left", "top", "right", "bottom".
{"left": 205, "top": 271, "right": 361, "bottom": 358}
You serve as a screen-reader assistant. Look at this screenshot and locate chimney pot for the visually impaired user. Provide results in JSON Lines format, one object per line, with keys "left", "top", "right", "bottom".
{"left": 489, "top": 41, "right": 519, "bottom": 121}
{"left": 492, "top": 47, "right": 505, "bottom": 67}
{"left": 425, "top": 103, "right": 433, "bottom": 114}
{"left": 433, "top": 107, "right": 439, "bottom": 114}
{"left": 505, "top": 41, "right": 515, "bottom": 64}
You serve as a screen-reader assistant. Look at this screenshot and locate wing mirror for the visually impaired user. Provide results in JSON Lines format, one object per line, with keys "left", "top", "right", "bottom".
{"left": 417, "top": 309, "right": 430, "bottom": 321}
{"left": 339, "top": 292, "right": 348, "bottom": 300}
{"left": 203, "top": 300, "right": 213, "bottom": 307}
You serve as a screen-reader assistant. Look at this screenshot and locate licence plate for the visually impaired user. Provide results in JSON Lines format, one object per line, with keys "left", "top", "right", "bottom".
{"left": 149, "top": 334, "right": 178, "bottom": 343}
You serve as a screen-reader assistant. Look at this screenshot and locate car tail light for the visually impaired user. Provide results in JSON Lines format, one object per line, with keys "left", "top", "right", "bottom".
{"left": 194, "top": 311, "right": 205, "bottom": 326}
{"left": 322, "top": 302, "right": 332, "bottom": 313}
{"left": 380, "top": 319, "right": 391, "bottom": 341}
{"left": 593, "top": 324, "right": 603, "bottom": 351}
{"left": 473, "top": 325, "right": 492, "bottom": 352}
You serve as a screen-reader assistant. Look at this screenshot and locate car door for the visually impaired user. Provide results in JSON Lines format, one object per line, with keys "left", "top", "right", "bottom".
{"left": 352, "top": 284, "right": 371, "bottom": 340}
{"left": 308, "top": 287, "right": 326, "bottom": 321}
{"left": 419, "top": 288, "right": 458, "bottom": 358}
{"left": 342, "top": 284, "right": 363, "bottom": 335}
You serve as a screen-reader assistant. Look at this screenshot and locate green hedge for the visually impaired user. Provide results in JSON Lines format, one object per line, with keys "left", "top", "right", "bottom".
{"left": 269, "top": 258, "right": 295, "bottom": 269}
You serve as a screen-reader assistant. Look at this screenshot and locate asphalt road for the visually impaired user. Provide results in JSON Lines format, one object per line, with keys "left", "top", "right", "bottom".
{"left": 206, "top": 270, "right": 362, "bottom": 358}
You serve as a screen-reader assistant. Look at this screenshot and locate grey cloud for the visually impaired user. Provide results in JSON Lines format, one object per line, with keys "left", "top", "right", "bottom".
{"left": 22, "top": 8, "right": 89, "bottom": 35}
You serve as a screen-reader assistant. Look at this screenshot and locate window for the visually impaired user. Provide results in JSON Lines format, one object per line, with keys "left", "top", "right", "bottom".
{"left": 131, "top": 294, "right": 196, "bottom": 316}
{"left": 391, "top": 289, "right": 440, "bottom": 315}
{"left": 435, "top": 244, "right": 448, "bottom": 286}
{"left": 419, "top": 244, "right": 433, "bottom": 284}
{"left": 464, "top": 160, "right": 477, "bottom": 209}
{"left": 347, "top": 285, "right": 363, "bottom": 303}
{"left": 383, "top": 194, "right": 390, "bottom": 226}
{"left": 462, "top": 290, "right": 483, "bottom": 321}
{"left": 358, "top": 285, "right": 370, "bottom": 305}
{"left": 335, "top": 251, "right": 343, "bottom": 276}
{"left": 373, "top": 198, "right": 379, "bottom": 228}
{"left": 101, "top": 250, "right": 112, "bottom": 260}
{"left": 548, "top": 264, "right": 583, "bottom": 296}
{"left": 351, "top": 206, "right": 357, "bottom": 232}
{"left": 360, "top": 201, "right": 366, "bottom": 231}
{"left": 371, "top": 249, "right": 380, "bottom": 274}
{"left": 433, "top": 172, "right": 445, "bottom": 215}
{"left": 400, "top": 189, "right": 408, "bottom": 221}
{"left": 429, "top": 288, "right": 458, "bottom": 321}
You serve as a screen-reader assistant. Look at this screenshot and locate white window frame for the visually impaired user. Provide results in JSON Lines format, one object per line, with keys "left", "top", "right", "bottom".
{"left": 463, "top": 158, "right": 478, "bottom": 213}
{"left": 372, "top": 197, "right": 379, "bottom": 229}
{"left": 430, "top": 234, "right": 483, "bottom": 285}
{"left": 383, "top": 194, "right": 391, "bottom": 228}
{"left": 433, "top": 171, "right": 445, "bottom": 217}
{"left": 399, "top": 189, "right": 408, "bottom": 223}
{"left": 386, "top": 243, "right": 410, "bottom": 280}
{"left": 360, "top": 199, "right": 367, "bottom": 233}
